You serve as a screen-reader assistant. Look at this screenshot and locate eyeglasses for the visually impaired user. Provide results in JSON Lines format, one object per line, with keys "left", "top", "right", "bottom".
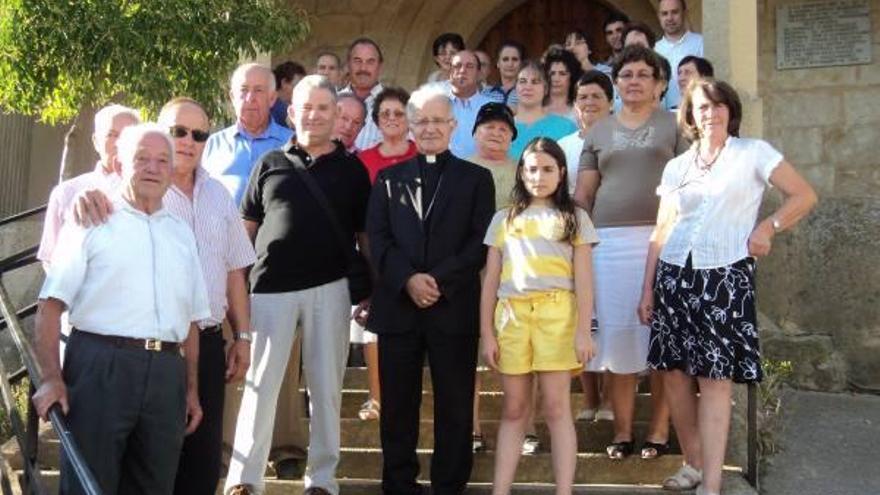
{"left": 379, "top": 110, "right": 406, "bottom": 120}
{"left": 617, "top": 72, "right": 655, "bottom": 81}
{"left": 169, "top": 125, "right": 210, "bottom": 142}
{"left": 411, "top": 117, "right": 453, "bottom": 128}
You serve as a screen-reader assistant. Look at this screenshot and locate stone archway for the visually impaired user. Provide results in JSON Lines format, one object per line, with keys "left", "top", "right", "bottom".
{"left": 275, "top": 0, "right": 702, "bottom": 89}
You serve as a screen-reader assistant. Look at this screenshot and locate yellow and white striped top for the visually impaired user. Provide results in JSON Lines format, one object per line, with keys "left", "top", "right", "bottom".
{"left": 484, "top": 205, "right": 599, "bottom": 298}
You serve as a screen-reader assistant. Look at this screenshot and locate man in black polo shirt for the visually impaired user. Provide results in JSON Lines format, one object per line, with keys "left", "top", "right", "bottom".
{"left": 224, "top": 75, "right": 371, "bottom": 495}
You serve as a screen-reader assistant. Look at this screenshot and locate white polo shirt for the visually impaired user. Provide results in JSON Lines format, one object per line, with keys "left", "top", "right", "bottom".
{"left": 657, "top": 137, "right": 783, "bottom": 269}
{"left": 655, "top": 31, "right": 704, "bottom": 109}
{"left": 39, "top": 198, "right": 211, "bottom": 342}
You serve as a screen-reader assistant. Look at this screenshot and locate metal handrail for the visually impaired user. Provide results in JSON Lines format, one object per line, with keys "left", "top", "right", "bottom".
{"left": 0, "top": 234, "right": 103, "bottom": 494}
{"left": 0, "top": 206, "right": 46, "bottom": 229}
{"left": 0, "top": 248, "right": 38, "bottom": 276}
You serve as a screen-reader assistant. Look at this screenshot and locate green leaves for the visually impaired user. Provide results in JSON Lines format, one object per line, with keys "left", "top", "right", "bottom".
{"left": 0, "top": 0, "right": 310, "bottom": 124}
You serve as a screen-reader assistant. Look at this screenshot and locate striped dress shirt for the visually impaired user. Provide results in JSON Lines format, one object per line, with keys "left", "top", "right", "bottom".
{"left": 164, "top": 167, "right": 256, "bottom": 328}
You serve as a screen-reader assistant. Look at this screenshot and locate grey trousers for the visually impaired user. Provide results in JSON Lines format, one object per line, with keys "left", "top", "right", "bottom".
{"left": 225, "top": 278, "right": 350, "bottom": 495}
{"left": 60, "top": 331, "right": 186, "bottom": 495}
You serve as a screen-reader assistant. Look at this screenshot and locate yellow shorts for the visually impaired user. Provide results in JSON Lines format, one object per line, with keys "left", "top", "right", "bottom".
{"left": 494, "top": 290, "right": 581, "bottom": 375}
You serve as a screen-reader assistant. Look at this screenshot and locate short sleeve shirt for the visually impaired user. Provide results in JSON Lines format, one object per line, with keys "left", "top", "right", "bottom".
{"left": 484, "top": 206, "right": 599, "bottom": 298}
{"left": 579, "top": 110, "right": 689, "bottom": 227}
{"left": 658, "top": 137, "right": 783, "bottom": 269}
{"left": 39, "top": 200, "right": 211, "bottom": 342}
{"left": 201, "top": 121, "right": 293, "bottom": 206}
{"left": 241, "top": 142, "right": 371, "bottom": 293}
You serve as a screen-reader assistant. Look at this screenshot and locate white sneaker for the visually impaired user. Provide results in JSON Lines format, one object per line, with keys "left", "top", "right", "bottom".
{"left": 575, "top": 408, "right": 597, "bottom": 421}
{"left": 595, "top": 408, "right": 615, "bottom": 421}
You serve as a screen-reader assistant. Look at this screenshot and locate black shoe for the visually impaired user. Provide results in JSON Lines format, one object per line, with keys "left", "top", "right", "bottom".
{"left": 274, "top": 457, "right": 305, "bottom": 480}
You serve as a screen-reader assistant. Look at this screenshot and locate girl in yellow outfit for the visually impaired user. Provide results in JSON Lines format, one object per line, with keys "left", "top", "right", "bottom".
{"left": 481, "top": 137, "right": 599, "bottom": 495}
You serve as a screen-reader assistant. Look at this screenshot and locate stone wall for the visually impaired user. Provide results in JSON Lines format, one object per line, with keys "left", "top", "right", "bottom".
{"left": 756, "top": 0, "right": 880, "bottom": 391}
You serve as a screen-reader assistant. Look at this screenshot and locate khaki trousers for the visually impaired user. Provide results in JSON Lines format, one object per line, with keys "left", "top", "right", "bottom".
{"left": 222, "top": 329, "right": 309, "bottom": 464}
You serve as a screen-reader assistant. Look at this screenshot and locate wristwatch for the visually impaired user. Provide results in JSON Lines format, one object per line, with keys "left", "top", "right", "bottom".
{"left": 233, "top": 331, "right": 253, "bottom": 343}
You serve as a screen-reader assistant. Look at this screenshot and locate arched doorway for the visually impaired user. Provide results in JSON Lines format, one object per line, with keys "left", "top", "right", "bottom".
{"left": 476, "top": 0, "right": 623, "bottom": 84}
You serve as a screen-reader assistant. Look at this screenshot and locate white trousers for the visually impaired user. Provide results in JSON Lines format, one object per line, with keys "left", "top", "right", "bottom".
{"left": 224, "top": 278, "right": 350, "bottom": 495}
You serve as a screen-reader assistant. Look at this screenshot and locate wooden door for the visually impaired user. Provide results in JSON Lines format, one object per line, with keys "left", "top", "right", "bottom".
{"left": 477, "top": 0, "right": 622, "bottom": 85}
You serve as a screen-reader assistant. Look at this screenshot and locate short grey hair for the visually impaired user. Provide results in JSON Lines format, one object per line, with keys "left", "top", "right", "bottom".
{"left": 406, "top": 83, "right": 453, "bottom": 122}
{"left": 230, "top": 63, "right": 276, "bottom": 93}
{"left": 94, "top": 104, "right": 141, "bottom": 135}
{"left": 292, "top": 74, "right": 338, "bottom": 104}
{"left": 117, "top": 123, "right": 175, "bottom": 171}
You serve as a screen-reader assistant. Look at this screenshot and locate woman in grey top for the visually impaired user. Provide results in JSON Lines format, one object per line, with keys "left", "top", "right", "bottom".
{"left": 574, "top": 45, "right": 688, "bottom": 461}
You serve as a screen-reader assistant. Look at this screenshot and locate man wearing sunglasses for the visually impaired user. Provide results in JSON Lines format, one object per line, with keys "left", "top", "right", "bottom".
{"left": 158, "top": 98, "right": 257, "bottom": 495}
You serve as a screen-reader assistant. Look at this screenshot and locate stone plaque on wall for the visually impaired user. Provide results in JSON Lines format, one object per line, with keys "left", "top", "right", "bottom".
{"left": 776, "top": 0, "right": 872, "bottom": 70}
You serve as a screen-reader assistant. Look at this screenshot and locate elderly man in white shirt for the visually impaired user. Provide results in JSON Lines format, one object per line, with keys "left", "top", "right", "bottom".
{"left": 32, "top": 123, "right": 211, "bottom": 495}
{"left": 654, "top": 0, "right": 704, "bottom": 109}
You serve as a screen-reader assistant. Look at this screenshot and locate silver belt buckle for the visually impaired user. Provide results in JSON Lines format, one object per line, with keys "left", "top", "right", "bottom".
{"left": 144, "top": 339, "right": 162, "bottom": 352}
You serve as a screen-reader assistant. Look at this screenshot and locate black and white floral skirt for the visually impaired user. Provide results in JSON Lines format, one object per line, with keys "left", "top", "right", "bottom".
{"left": 647, "top": 256, "right": 762, "bottom": 383}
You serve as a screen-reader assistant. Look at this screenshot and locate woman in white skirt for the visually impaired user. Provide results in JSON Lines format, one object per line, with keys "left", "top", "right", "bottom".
{"left": 574, "top": 45, "right": 689, "bottom": 460}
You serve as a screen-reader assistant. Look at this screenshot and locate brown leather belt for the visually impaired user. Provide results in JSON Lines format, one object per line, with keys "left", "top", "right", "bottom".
{"left": 73, "top": 328, "right": 181, "bottom": 353}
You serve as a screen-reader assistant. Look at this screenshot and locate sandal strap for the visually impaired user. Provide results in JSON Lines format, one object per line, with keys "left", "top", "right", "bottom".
{"left": 663, "top": 464, "right": 702, "bottom": 489}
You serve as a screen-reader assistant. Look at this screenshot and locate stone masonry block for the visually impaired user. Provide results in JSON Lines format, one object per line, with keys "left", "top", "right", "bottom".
{"left": 766, "top": 92, "right": 842, "bottom": 129}
{"left": 834, "top": 328, "right": 880, "bottom": 391}
{"left": 772, "top": 127, "right": 823, "bottom": 165}
{"left": 823, "top": 125, "right": 880, "bottom": 180}
{"left": 762, "top": 333, "right": 848, "bottom": 392}
{"left": 844, "top": 88, "right": 880, "bottom": 125}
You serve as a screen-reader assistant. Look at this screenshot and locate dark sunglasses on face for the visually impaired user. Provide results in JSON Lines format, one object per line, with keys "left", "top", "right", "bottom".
{"left": 169, "top": 125, "right": 210, "bottom": 142}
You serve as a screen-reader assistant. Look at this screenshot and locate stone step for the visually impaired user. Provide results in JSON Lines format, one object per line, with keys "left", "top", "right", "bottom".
{"left": 336, "top": 418, "right": 678, "bottom": 452}
{"left": 337, "top": 390, "right": 658, "bottom": 421}
{"left": 341, "top": 367, "right": 652, "bottom": 393}
{"left": 27, "top": 451, "right": 685, "bottom": 484}
{"left": 7, "top": 419, "right": 680, "bottom": 472}
{"left": 26, "top": 470, "right": 758, "bottom": 494}
{"left": 27, "top": 471, "right": 708, "bottom": 494}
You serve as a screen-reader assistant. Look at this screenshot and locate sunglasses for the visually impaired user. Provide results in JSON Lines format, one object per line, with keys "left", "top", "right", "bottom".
{"left": 169, "top": 125, "right": 210, "bottom": 143}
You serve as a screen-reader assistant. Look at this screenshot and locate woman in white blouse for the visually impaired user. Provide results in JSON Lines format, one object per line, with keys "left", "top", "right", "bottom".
{"left": 638, "top": 79, "right": 816, "bottom": 495}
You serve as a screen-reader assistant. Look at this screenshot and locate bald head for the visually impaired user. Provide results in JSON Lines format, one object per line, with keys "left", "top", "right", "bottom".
{"left": 158, "top": 98, "right": 210, "bottom": 175}
{"left": 229, "top": 63, "right": 277, "bottom": 135}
